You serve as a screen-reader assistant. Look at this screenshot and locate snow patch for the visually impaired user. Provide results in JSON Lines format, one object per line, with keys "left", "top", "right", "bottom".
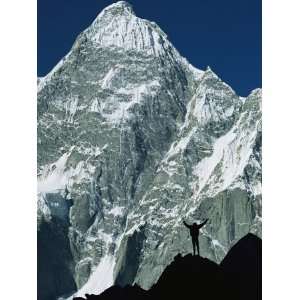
{"left": 211, "top": 239, "right": 226, "bottom": 254}
{"left": 162, "top": 127, "right": 197, "bottom": 164}
{"left": 71, "top": 255, "right": 115, "bottom": 298}
{"left": 109, "top": 206, "right": 125, "bottom": 216}
{"left": 101, "top": 65, "right": 122, "bottom": 89}
{"left": 65, "top": 96, "right": 79, "bottom": 123}
{"left": 101, "top": 80, "right": 160, "bottom": 123}
{"left": 38, "top": 151, "right": 72, "bottom": 193}
{"left": 192, "top": 112, "right": 259, "bottom": 198}
{"left": 37, "top": 147, "right": 96, "bottom": 194}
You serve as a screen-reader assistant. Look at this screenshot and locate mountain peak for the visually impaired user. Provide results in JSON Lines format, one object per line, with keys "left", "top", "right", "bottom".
{"left": 38, "top": 3, "right": 261, "bottom": 300}
{"left": 204, "top": 65, "right": 219, "bottom": 78}
{"left": 100, "top": 1, "right": 135, "bottom": 16}
{"left": 84, "top": 1, "right": 172, "bottom": 55}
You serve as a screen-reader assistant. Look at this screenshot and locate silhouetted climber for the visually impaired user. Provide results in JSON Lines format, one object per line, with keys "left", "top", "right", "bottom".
{"left": 183, "top": 219, "right": 208, "bottom": 256}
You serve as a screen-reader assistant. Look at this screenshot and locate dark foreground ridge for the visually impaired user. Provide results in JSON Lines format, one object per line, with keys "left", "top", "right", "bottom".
{"left": 73, "top": 233, "right": 261, "bottom": 300}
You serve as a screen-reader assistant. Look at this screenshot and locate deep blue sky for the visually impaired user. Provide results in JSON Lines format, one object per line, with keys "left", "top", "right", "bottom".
{"left": 38, "top": 0, "right": 261, "bottom": 96}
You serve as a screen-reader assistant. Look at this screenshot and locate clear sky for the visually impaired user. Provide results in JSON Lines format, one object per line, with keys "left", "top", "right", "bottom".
{"left": 38, "top": 0, "right": 261, "bottom": 96}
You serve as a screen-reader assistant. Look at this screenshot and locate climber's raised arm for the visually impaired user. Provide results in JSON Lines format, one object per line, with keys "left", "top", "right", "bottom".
{"left": 183, "top": 220, "right": 191, "bottom": 229}
{"left": 198, "top": 219, "right": 208, "bottom": 229}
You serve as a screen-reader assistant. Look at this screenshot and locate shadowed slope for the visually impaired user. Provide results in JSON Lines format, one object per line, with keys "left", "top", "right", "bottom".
{"left": 149, "top": 253, "right": 229, "bottom": 300}
{"left": 72, "top": 233, "right": 261, "bottom": 300}
{"left": 220, "top": 233, "right": 262, "bottom": 300}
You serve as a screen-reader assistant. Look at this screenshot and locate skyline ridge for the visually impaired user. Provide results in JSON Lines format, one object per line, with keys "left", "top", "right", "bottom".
{"left": 38, "top": 0, "right": 261, "bottom": 96}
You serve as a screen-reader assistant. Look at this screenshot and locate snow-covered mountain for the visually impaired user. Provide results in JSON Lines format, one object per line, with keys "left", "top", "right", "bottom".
{"left": 37, "top": 2, "right": 261, "bottom": 300}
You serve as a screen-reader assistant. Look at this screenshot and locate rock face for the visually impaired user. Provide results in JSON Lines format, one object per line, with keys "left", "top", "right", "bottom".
{"left": 37, "top": 2, "right": 261, "bottom": 299}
